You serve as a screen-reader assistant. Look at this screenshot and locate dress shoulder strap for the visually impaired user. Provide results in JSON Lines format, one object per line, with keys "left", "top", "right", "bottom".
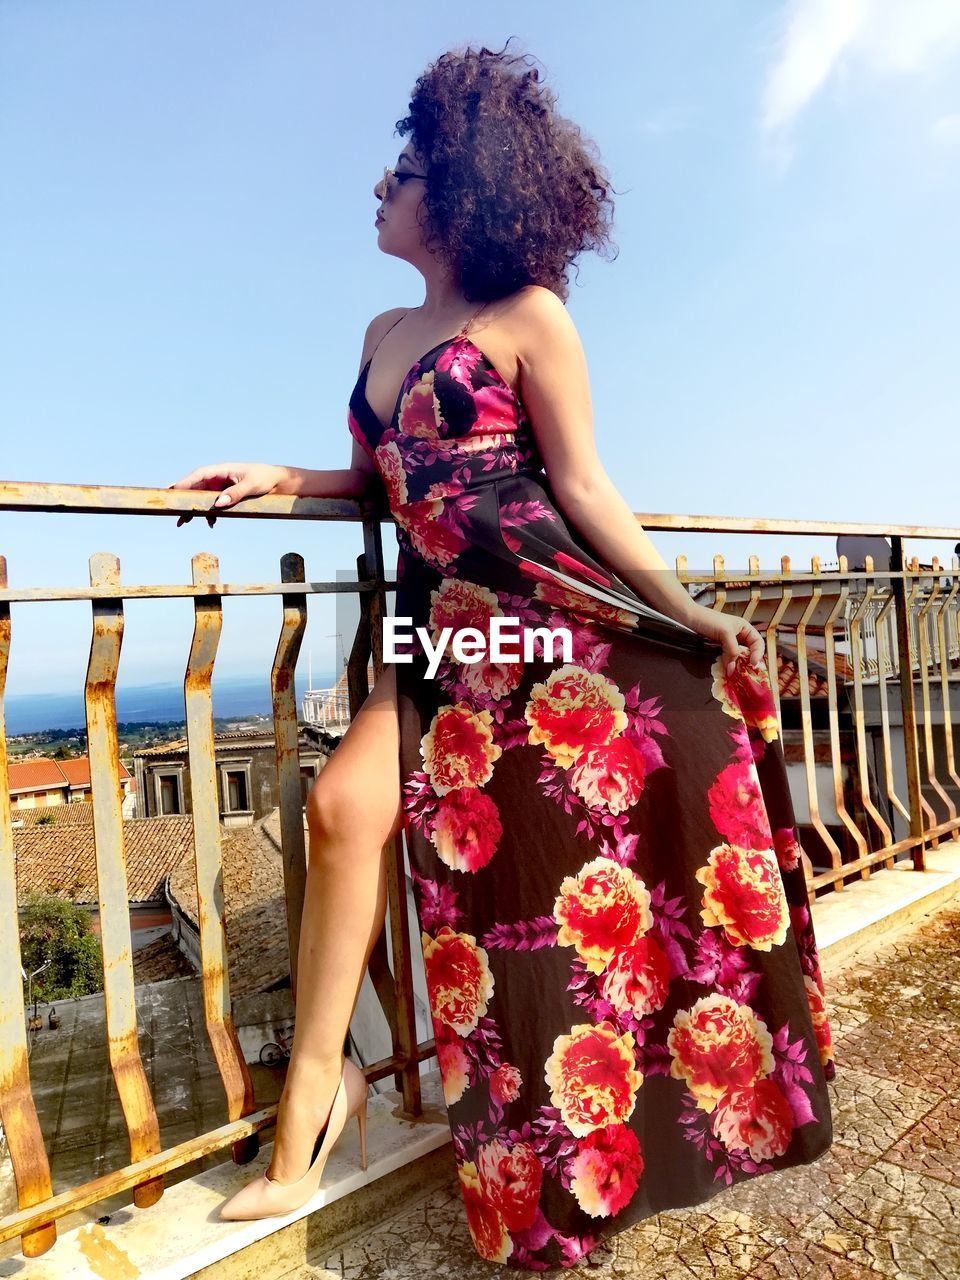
{"left": 457, "top": 302, "right": 488, "bottom": 338}
{"left": 367, "top": 309, "right": 412, "bottom": 364}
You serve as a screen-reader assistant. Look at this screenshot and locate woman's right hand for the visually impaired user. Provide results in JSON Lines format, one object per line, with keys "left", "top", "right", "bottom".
{"left": 167, "top": 462, "right": 289, "bottom": 527}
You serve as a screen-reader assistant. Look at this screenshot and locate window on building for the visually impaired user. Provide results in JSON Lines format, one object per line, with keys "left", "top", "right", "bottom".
{"left": 225, "top": 769, "right": 249, "bottom": 812}
{"left": 300, "top": 765, "right": 317, "bottom": 809}
{"left": 158, "top": 774, "right": 181, "bottom": 815}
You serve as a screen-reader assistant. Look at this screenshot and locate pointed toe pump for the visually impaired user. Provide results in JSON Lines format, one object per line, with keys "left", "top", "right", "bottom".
{"left": 219, "top": 1056, "right": 369, "bottom": 1222}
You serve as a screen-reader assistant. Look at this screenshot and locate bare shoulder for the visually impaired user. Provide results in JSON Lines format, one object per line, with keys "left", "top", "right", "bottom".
{"left": 490, "top": 285, "right": 581, "bottom": 379}
{"left": 358, "top": 306, "right": 411, "bottom": 370}
{"left": 495, "top": 285, "right": 577, "bottom": 350}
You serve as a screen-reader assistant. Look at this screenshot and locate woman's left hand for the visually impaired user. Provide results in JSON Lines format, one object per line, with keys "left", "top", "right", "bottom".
{"left": 686, "top": 603, "right": 766, "bottom": 677}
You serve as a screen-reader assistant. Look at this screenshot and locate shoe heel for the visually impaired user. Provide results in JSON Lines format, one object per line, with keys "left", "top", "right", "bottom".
{"left": 342, "top": 1057, "right": 370, "bottom": 1172}
{"left": 356, "top": 1099, "right": 368, "bottom": 1171}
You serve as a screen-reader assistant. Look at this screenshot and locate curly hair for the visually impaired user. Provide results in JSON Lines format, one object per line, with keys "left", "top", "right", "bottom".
{"left": 394, "top": 39, "right": 617, "bottom": 303}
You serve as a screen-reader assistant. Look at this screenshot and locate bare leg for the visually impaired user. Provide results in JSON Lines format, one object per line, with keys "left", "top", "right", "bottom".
{"left": 266, "top": 663, "right": 403, "bottom": 1183}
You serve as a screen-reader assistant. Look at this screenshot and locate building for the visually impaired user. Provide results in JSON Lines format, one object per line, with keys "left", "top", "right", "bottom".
{"left": 8, "top": 755, "right": 135, "bottom": 815}
{"left": 132, "top": 727, "right": 335, "bottom": 825}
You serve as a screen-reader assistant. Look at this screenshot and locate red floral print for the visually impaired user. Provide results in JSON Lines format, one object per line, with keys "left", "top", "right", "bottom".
{"left": 348, "top": 332, "right": 836, "bottom": 1270}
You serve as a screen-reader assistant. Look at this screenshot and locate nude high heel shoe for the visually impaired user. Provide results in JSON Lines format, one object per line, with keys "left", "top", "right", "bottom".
{"left": 219, "top": 1056, "right": 369, "bottom": 1221}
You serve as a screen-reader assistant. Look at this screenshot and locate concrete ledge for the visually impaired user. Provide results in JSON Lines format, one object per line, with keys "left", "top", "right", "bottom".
{"left": 813, "top": 836, "right": 960, "bottom": 968}
{"left": 0, "top": 1071, "right": 453, "bottom": 1280}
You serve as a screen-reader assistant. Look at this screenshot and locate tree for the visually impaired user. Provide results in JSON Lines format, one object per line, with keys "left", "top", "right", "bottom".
{"left": 19, "top": 893, "right": 103, "bottom": 1001}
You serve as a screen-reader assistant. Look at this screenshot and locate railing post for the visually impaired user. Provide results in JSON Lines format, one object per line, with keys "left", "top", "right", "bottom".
{"left": 890, "top": 537, "right": 926, "bottom": 868}
{"left": 185, "top": 553, "right": 258, "bottom": 1163}
{"left": 85, "top": 554, "right": 163, "bottom": 1207}
{"left": 935, "top": 559, "right": 960, "bottom": 798}
{"left": 0, "top": 556, "right": 58, "bottom": 1258}
{"left": 272, "top": 553, "right": 309, "bottom": 1003}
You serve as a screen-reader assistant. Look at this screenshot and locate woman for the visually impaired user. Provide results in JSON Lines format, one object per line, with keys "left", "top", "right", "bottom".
{"left": 172, "top": 41, "right": 836, "bottom": 1270}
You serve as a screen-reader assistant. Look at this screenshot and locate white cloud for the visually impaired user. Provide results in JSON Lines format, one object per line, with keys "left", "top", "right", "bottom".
{"left": 761, "top": 0, "right": 960, "bottom": 134}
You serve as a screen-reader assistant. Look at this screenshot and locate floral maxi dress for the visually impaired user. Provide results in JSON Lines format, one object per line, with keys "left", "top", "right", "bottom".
{"left": 347, "top": 324, "right": 837, "bottom": 1271}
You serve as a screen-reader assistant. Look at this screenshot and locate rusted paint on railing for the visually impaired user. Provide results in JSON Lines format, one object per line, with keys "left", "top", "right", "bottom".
{"left": 184, "top": 553, "right": 258, "bottom": 1163}
{"left": 0, "top": 480, "right": 376, "bottom": 523}
{"left": 905, "top": 557, "right": 960, "bottom": 847}
{"left": 0, "top": 556, "right": 58, "bottom": 1258}
{"left": 822, "top": 557, "right": 869, "bottom": 869}
{"left": 4, "top": 479, "right": 960, "bottom": 540}
{"left": 915, "top": 561, "right": 956, "bottom": 829}
{"left": 795, "top": 559, "right": 846, "bottom": 890}
{"left": 906, "top": 555, "right": 936, "bottom": 844}
{"left": 635, "top": 544, "right": 956, "bottom": 885}
{"left": 892, "top": 540, "right": 930, "bottom": 867}
{"left": 85, "top": 554, "right": 164, "bottom": 1206}
{"left": 272, "top": 554, "right": 308, "bottom": 1005}
{"left": 0, "top": 578, "right": 383, "bottom": 604}
{"left": 0, "top": 1104, "right": 286, "bottom": 1243}
{"left": 935, "top": 561, "right": 960, "bottom": 796}
{"left": 873, "top": 590, "right": 912, "bottom": 838}
{"left": 762, "top": 556, "right": 794, "bottom": 733}
{"left": 847, "top": 560, "right": 893, "bottom": 851}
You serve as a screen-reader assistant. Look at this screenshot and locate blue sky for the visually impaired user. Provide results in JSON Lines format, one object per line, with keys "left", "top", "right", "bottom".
{"left": 2, "top": 0, "right": 958, "bottom": 701}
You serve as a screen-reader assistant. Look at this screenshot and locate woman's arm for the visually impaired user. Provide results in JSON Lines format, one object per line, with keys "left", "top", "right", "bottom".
{"left": 507, "top": 286, "right": 700, "bottom": 631}
{"left": 271, "top": 435, "right": 380, "bottom": 500}
{"left": 509, "top": 287, "right": 764, "bottom": 672}
{"left": 169, "top": 314, "right": 396, "bottom": 511}
{"left": 169, "top": 448, "right": 376, "bottom": 509}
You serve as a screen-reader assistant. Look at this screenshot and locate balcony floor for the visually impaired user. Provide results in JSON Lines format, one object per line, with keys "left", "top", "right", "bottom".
{"left": 3, "top": 847, "right": 960, "bottom": 1279}
{"left": 298, "top": 876, "right": 960, "bottom": 1280}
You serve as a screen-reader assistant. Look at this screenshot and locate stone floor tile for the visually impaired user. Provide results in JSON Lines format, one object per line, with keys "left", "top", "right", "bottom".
{"left": 744, "top": 1236, "right": 887, "bottom": 1278}
{"left": 312, "top": 1172, "right": 777, "bottom": 1279}
{"left": 882, "top": 1093, "right": 960, "bottom": 1190}
{"left": 826, "top": 1065, "right": 942, "bottom": 1158}
{"left": 828, "top": 999, "right": 871, "bottom": 1042}
{"left": 616, "top": 1205, "right": 787, "bottom": 1280}
{"left": 314, "top": 1176, "right": 503, "bottom": 1279}
{"left": 825, "top": 965, "right": 960, "bottom": 1034}
{"left": 719, "top": 1134, "right": 873, "bottom": 1227}
{"left": 797, "top": 1157, "right": 960, "bottom": 1280}
{"left": 836, "top": 1016, "right": 960, "bottom": 1096}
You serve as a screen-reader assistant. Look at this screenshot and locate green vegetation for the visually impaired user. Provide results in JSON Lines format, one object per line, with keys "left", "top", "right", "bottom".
{"left": 19, "top": 893, "right": 103, "bottom": 1001}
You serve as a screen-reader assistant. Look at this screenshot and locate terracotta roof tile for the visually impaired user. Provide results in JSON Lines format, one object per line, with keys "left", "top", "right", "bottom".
{"left": 8, "top": 758, "right": 69, "bottom": 791}
{"left": 15, "top": 802, "right": 95, "bottom": 828}
{"left": 133, "top": 729, "right": 277, "bottom": 759}
{"left": 167, "top": 806, "right": 295, "bottom": 997}
{"left": 14, "top": 816, "right": 196, "bottom": 905}
{"left": 132, "top": 933, "right": 196, "bottom": 984}
{"left": 9, "top": 755, "right": 130, "bottom": 793}
{"left": 134, "top": 739, "right": 189, "bottom": 758}
{"left": 57, "top": 756, "right": 131, "bottom": 784}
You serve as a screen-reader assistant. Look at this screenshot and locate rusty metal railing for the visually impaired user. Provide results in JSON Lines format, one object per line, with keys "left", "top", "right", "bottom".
{"left": 0, "top": 481, "right": 958, "bottom": 1258}
{"left": 676, "top": 546, "right": 960, "bottom": 891}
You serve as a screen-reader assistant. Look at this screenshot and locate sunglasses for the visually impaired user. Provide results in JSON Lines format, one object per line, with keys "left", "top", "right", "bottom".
{"left": 381, "top": 164, "right": 428, "bottom": 198}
